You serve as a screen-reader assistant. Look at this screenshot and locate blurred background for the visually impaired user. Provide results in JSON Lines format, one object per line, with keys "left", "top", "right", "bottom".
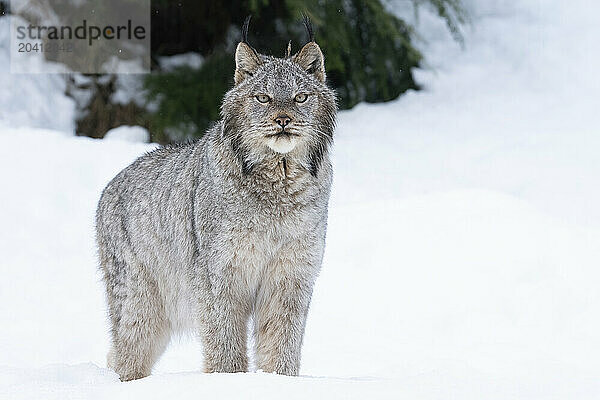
{"left": 0, "top": 0, "right": 465, "bottom": 142}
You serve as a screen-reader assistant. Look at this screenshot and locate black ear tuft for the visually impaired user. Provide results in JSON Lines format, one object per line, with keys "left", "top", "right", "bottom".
{"left": 242, "top": 15, "right": 251, "bottom": 44}
{"left": 235, "top": 16, "right": 262, "bottom": 85}
{"left": 302, "top": 14, "right": 314, "bottom": 43}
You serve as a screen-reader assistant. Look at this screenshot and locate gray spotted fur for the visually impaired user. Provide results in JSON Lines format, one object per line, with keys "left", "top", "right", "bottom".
{"left": 96, "top": 33, "right": 336, "bottom": 381}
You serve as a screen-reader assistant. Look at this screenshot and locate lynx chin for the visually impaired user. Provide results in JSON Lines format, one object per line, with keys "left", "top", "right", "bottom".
{"left": 95, "top": 18, "right": 337, "bottom": 381}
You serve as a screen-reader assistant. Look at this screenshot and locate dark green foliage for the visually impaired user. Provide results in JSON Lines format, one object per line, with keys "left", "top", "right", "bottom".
{"left": 307, "top": 0, "right": 422, "bottom": 108}
{"left": 150, "top": 1, "right": 236, "bottom": 56}
{"left": 145, "top": 52, "right": 234, "bottom": 142}
{"left": 143, "top": 0, "right": 464, "bottom": 141}
{"left": 239, "top": 0, "right": 421, "bottom": 110}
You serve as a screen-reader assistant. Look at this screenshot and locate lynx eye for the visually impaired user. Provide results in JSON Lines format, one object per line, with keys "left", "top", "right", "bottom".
{"left": 255, "top": 94, "right": 271, "bottom": 103}
{"left": 294, "top": 93, "right": 308, "bottom": 103}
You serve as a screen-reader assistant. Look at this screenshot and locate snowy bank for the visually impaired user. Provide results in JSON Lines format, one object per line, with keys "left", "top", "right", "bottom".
{"left": 1, "top": 127, "right": 599, "bottom": 399}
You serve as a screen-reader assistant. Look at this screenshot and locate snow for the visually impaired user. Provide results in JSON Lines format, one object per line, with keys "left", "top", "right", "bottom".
{"left": 158, "top": 52, "right": 204, "bottom": 71}
{"left": 110, "top": 73, "right": 149, "bottom": 108}
{"left": 104, "top": 125, "right": 150, "bottom": 143}
{"left": 0, "top": 16, "right": 76, "bottom": 133}
{"left": 1, "top": 0, "right": 600, "bottom": 398}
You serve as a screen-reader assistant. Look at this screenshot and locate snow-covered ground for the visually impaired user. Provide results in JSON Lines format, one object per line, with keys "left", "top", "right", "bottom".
{"left": 1, "top": 0, "right": 600, "bottom": 398}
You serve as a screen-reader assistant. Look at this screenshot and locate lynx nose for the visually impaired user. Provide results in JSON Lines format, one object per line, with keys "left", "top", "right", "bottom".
{"left": 274, "top": 115, "right": 291, "bottom": 128}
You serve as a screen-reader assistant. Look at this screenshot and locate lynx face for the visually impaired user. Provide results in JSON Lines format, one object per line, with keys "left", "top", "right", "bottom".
{"left": 222, "top": 40, "right": 336, "bottom": 176}
{"left": 244, "top": 60, "right": 324, "bottom": 154}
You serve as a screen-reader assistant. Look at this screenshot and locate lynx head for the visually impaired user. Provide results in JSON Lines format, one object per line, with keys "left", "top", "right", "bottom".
{"left": 221, "top": 17, "right": 337, "bottom": 177}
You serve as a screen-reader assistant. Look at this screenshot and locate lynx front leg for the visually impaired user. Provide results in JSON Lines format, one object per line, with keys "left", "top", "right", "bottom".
{"left": 253, "top": 240, "right": 322, "bottom": 376}
{"left": 198, "top": 264, "right": 251, "bottom": 373}
{"left": 200, "top": 297, "right": 249, "bottom": 373}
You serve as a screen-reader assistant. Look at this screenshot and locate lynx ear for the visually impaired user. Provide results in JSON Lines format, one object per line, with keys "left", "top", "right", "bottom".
{"left": 235, "top": 42, "right": 262, "bottom": 85}
{"left": 293, "top": 42, "right": 326, "bottom": 83}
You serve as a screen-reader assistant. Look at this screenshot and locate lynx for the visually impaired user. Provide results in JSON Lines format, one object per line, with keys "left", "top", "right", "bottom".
{"left": 95, "top": 18, "right": 337, "bottom": 381}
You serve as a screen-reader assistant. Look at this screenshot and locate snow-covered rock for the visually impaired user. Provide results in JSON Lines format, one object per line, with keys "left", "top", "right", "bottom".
{"left": 158, "top": 52, "right": 204, "bottom": 71}
{"left": 104, "top": 125, "right": 150, "bottom": 143}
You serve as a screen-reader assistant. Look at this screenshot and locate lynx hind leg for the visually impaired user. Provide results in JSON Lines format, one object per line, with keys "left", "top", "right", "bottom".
{"left": 101, "top": 251, "right": 170, "bottom": 381}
